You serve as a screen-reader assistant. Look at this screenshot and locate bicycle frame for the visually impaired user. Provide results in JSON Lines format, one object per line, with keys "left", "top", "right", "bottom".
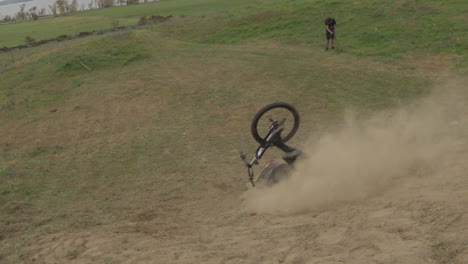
{"left": 240, "top": 118, "right": 297, "bottom": 186}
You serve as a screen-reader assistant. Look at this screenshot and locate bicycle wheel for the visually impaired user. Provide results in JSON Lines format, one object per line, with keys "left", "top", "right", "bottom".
{"left": 251, "top": 102, "right": 300, "bottom": 144}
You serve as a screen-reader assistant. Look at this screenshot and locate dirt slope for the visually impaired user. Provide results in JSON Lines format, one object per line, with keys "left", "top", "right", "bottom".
{"left": 24, "top": 157, "right": 467, "bottom": 264}
{"left": 21, "top": 83, "right": 468, "bottom": 264}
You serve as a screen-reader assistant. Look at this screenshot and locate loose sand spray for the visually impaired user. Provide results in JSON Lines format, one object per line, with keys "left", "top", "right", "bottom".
{"left": 243, "top": 81, "right": 468, "bottom": 215}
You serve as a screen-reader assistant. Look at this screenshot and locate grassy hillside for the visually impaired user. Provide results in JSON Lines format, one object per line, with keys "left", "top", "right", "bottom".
{"left": 1, "top": 0, "right": 467, "bottom": 61}
{"left": 0, "top": 0, "right": 465, "bottom": 263}
{"left": 0, "top": 0, "right": 256, "bottom": 47}
{"left": 160, "top": 0, "right": 467, "bottom": 57}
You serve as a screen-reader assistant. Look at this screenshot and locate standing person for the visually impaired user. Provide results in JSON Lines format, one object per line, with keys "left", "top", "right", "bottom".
{"left": 325, "top": 17, "right": 336, "bottom": 51}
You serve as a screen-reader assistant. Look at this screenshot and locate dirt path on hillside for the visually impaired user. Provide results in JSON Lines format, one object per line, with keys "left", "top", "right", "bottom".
{"left": 25, "top": 161, "right": 468, "bottom": 264}
{"left": 24, "top": 84, "right": 468, "bottom": 264}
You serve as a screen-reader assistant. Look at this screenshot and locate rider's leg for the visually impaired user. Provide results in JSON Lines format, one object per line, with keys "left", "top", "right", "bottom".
{"left": 325, "top": 31, "right": 330, "bottom": 50}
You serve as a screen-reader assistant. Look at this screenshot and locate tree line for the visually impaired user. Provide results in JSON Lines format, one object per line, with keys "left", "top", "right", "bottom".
{"left": 0, "top": 0, "right": 159, "bottom": 23}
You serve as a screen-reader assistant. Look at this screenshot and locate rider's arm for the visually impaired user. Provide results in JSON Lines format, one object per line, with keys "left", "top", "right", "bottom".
{"left": 326, "top": 24, "right": 333, "bottom": 34}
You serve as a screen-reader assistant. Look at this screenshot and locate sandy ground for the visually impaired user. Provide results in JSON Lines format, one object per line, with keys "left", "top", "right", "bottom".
{"left": 25, "top": 161, "right": 468, "bottom": 264}
{"left": 20, "top": 84, "right": 468, "bottom": 264}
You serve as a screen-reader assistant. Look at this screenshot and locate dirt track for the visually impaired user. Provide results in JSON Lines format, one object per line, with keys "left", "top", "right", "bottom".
{"left": 22, "top": 84, "right": 468, "bottom": 264}
{"left": 26, "top": 161, "right": 467, "bottom": 264}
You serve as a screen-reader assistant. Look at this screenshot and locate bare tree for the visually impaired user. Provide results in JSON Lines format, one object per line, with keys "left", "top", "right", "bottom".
{"left": 29, "top": 6, "right": 38, "bottom": 20}
{"left": 69, "top": 0, "right": 78, "bottom": 13}
{"left": 39, "top": 8, "right": 46, "bottom": 16}
{"left": 98, "top": 0, "right": 115, "bottom": 8}
{"left": 16, "top": 4, "right": 28, "bottom": 21}
{"left": 55, "top": 0, "right": 70, "bottom": 15}
{"left": 49, "top": 3, "right": 57, "bottom": 17}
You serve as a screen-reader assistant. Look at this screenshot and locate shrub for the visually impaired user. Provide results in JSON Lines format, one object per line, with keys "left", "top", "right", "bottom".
{"left": 111, "top": 18, "right": 119, "bottom": 29}
{"left": 138, "top": 16, "right": 147, "bottom": 25}
{"left": 127, "top": 0, "right": 139, "bottom": 5}
{"left": 25, "top": 36, "right": 36, "bottom": 44}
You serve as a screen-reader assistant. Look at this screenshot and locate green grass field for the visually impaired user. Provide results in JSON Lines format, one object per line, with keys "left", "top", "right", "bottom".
{"left": 0, "top": 0, "right": 257, "bottom": 47}
{"left": 0, "top": 0, "right": 466, "bottom": 262}
{"left": 1, "top": 0, "right": 466, "bottom": 60}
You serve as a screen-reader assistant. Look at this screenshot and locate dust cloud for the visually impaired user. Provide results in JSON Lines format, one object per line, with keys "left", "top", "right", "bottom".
{"left": 244, "top": 81, "right": 468, "bottom": 215}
